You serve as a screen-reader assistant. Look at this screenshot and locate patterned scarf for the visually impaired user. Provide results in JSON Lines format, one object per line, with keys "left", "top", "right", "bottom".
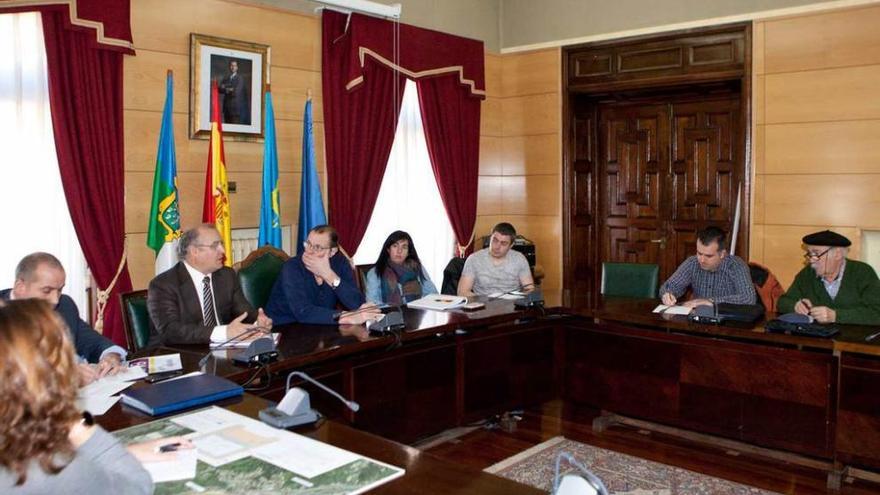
{"left": 380, "top": 261, "right": 423, "bottom": 305}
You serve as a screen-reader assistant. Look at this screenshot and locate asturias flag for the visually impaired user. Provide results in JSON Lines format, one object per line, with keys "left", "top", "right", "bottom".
{"left": 296, "top": 97, "right": 327, "bottom": 255}
{"left": 258, "top": 90, "right": 281, "bottom": 249}
{"left": 202, "top": 81, "right": 233, "bottom": 266}
{"left": 146, "top": 71, "right": 182, "bottom": 275}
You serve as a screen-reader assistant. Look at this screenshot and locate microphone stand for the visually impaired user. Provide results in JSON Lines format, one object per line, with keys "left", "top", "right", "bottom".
{"left": 259, "top": 370, "right": 359, "bottom": 428}
{"left": 198, "top": 326, "right": 266, "bottom": 370}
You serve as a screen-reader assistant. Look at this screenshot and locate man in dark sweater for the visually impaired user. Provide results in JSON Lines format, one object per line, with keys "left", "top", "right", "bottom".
{"left": 778, "top": 230, "right": 880, "bottom": 325}
{"left": 1, "top": 252, "right": 127, "bottom": 384}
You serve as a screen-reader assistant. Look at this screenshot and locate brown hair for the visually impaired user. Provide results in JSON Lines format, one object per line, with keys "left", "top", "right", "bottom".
{"left": 0, "top": 299, "right": 80, "bottom": 485}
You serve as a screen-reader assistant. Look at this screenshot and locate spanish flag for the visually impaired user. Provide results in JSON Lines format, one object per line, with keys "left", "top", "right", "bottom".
{"left": 202, "top": 81, "right": 233, "bottom": 266}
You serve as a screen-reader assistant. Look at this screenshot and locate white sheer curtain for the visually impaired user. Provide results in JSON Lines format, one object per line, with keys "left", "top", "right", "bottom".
{"left": 0, "top": 12, "right": 89, "bottom": 317}
{"left": 353, "top": 79, "right": 455, "bottom": 286}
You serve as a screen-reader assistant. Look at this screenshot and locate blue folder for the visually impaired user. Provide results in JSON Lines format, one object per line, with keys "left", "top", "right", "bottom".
{"left": 121, "top": 373, "right": 243, "bottom": 416}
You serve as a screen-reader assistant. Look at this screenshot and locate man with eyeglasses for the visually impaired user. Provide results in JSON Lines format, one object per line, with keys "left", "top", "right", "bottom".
{"left": 777, "top": 230, "right": 880, "bottom": 324}
{"left": 147, "top": 224, "right": 272, "bottom": 345}
{"left": 458, "top": 222, "right": 534, "bottom": 297}
{"left": 265, "top": 225, "right": 379, "bottom": 325}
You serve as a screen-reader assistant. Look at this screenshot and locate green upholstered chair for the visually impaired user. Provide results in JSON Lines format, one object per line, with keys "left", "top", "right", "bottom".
{"left": 601, "top": 262, "right": 660, "bottom": 298}
{"left": 237, "top": 246, "right": 290, "bottom": 309}
{"left": 120, "top": 290, "right": 150, "bottom": 352}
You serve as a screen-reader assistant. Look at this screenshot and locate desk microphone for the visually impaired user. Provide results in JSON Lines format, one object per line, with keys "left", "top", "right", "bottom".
{"left": 331, "top": 303, "right": 384, "bottom": 321}
{"left": 197, "top": 326, "right": 266, "bottom": 369}
{"left": 688, "top": 300, "right": 722, "bottom": 324}
{"left": 259, "top": 371, "right": 359, "bottom": 428}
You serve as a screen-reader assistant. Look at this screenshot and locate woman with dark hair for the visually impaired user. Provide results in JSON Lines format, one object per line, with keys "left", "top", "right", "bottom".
{"left": 365, "top": 231, "right": 438, "bottom": 304}
{"left": 0, "top": 299, "right": 191, "bottom": 493}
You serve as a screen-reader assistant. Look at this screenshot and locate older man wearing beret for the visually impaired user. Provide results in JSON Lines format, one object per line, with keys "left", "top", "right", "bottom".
{"left": 777, "top": 230, "right": 880, "bottom": 325}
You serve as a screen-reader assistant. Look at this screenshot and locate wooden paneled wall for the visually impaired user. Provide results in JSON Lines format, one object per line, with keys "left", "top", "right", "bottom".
{"left": 124, "top": 0, "right": 324, "bottom": 289}
{"left": 476, "top": 49, "right": 562, "bottom": 299}
{"left": 752, "top": 4, "right": 880, "bottom": 287}
{"left": 124, "top": 0, "right": 563, "bottom": 293}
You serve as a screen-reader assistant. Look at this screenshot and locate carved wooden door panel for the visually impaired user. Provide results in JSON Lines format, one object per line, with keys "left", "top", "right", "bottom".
{"left": 668, "top": 97, "right": 742, "bottom": 273}
{"left": 598, "top": 103, "right": 671, "bottom": 276}
{"left": 597, "top": 96, "right": 742, "bottom": 284}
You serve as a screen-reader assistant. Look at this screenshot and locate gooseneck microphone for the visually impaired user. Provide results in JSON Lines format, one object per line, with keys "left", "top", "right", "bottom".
{"left": 285, "top": 371, "right": 359, "bottom": 412}
{"left": 331, "top": 303, "right": 384, "bottom": 321}
{"left": 258, "top": 370, "right": 360, "bottom": 428}
{"left": 197, "top": 326, "right": 267, "bottom": 369}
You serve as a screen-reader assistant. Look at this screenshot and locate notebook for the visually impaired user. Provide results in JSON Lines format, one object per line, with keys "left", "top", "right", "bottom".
{"left": 121, "top": 373, "right": 243, "bottom": 416}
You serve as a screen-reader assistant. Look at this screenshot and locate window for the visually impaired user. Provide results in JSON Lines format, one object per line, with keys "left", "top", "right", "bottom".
{"left": 353, "top": 79, "right": 456, "bottom": 286}
{"left": 0, "top": 13, "right": 89, "bottom": 317}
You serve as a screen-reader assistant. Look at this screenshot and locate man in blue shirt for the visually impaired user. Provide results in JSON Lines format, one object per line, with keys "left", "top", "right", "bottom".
{"left": 266, "top": 225, "right": 381, "bottom": 325}
{"left": 1, "top": 252, "right": 127, "bottom": 384}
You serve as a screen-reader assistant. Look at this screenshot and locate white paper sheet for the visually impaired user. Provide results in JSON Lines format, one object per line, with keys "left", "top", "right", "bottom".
{"left": 75, "top": 395, "right": 120, "bottom": 415}
{"left": 143, "top": 448, "right": 198, "bottom": 483}
{"left": 114, "top": 366, "right": 148, "bottom": 382}
{"left": 652, "top": 304, "right": 692, "bottom": 315}
{"left": 252, "top": 434, "right": 359, "bottom": 478}
{"left": 79, "top": 377, "right": 133, "bottom": 400}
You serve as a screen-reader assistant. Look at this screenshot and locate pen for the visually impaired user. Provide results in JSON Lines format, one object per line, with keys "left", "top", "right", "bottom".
{"left": 158, "top": 442, "right": 181, "bottom": 453}
{"left": 866, "top": 331, "right": 880, "bottom": 342}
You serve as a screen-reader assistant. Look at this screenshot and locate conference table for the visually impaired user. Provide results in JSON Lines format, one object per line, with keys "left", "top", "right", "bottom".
{"left": 100, "top": 295, "right": 880, "bottom": 490}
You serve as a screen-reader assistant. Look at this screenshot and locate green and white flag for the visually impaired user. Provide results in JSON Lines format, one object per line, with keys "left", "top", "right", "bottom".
{"left": 146, "top": 71, "right": 182, "bottom": 275}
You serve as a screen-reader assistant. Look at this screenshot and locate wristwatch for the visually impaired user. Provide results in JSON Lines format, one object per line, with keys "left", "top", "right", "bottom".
{"left": 330, "top": 277, "right": 341, "bottom": 289}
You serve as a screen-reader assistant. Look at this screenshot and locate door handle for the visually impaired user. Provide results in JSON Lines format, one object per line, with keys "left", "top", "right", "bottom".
{"left": 650, "top": 238, "right": 667, "bottom": 249}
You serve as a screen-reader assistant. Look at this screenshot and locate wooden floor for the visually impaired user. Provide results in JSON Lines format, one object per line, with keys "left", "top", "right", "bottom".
{"left": 422, "top": 400, "right": 880, "bottom": 494}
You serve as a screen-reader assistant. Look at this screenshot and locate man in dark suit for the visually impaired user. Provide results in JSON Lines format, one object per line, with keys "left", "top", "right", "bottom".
{"left": 1, "top": 252, "right": 127, "bottom": 384}
{"left": 147, "top": 224, "right": 272, "bottom": 345}
{"left": 219, "top": 59, "right": 246, "bottom": 125}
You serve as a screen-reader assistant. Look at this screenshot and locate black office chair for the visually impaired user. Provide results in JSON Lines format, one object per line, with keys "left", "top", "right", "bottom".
{"left": 441, "top": 257, "right": 466, "bottom": 295}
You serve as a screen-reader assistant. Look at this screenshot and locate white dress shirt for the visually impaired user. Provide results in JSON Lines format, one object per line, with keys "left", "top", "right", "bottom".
{"left": 182, "top": 261, "right": 228, "bottom": 342}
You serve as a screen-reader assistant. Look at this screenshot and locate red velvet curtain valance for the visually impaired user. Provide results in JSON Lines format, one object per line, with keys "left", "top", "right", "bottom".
{"left": 0, "top": 0, "right": 134, "bottom": 53}
{"left": 323, "top": 10, "right": 483, "bottom": 256}
{"left": 339, "top": 12, "right": 485, "bottom": 99}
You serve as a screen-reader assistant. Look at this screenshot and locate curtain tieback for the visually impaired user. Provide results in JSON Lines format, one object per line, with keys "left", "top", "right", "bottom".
{"left": 456, "top": 232, "right": 474, "bottom": 258}
{"left": 94, "top": 237, "right": 128, "bottom": 333}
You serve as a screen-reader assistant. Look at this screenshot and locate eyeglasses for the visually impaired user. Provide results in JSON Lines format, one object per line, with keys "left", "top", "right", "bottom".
{"left": 195, "top": 241, "right": 223, "bottom": 250}
{"left": 804, "top": 248, "right": 832, "bottom": 261}
{"left": 303, "top": 240, "right": 332, "bottom": 252}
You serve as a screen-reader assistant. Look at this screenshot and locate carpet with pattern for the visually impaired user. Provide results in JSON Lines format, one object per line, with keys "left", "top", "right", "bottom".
{"left": 484, "top": 436, "right": 781, "bottom": 495}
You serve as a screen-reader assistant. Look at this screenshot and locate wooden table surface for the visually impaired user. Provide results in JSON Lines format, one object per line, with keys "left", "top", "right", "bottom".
{"left": 98, "top": 393, "right": 543, "bottom": 494}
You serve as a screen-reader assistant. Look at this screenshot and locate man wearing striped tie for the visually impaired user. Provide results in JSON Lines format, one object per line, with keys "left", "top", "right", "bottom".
{"left": 147, "top": 224, "right": 272, "bottom": 346}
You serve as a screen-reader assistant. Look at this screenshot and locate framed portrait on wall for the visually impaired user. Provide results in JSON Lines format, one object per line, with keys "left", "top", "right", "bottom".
{"left": 189, "top": 33, "right": 269, "bottom": 141}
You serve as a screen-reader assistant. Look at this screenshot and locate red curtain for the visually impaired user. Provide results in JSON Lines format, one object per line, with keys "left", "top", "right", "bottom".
{"left": 322, "top": 11, "right": 405, "bottom": 254}
{"left": 321, "top": 10, "right": 485, "bottom": 255}
{"left": 417, "top": 76, "right": 480, "bottom": 255}
{"left": 36, "top": 7, "right": 132, "bottom": 346}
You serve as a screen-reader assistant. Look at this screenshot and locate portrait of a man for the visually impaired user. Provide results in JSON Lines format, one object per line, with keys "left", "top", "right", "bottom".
{"left": 212, "top": 56, "right": 252, "bottom": 126}
{"left": 190, "top": 33, "right": 268, "bottom": 140}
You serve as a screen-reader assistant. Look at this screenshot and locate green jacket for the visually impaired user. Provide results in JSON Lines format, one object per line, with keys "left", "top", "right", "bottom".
{"left": 777, "top": 259, "right": 880, "bottom": 325}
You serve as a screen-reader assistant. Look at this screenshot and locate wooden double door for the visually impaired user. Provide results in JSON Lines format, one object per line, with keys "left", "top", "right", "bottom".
{"left": 588, "top": 92, "right": 745, "bottom": 290}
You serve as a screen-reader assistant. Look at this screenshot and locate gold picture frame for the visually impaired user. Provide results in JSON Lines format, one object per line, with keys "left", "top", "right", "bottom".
{"left": 189, "top": 33, "right": 269, "bottom": 141}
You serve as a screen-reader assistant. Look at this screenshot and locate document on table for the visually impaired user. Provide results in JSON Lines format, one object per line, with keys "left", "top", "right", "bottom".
{"left": 129, "top": 353, "right": 183, "bottom": 374}
{"left": 76, "top": 374, "right": 137, "bottom": 415}
{"left": 114, "top": 406, "right": 405, "bottom": 494}
{"left": 143, "top": 448, "right": 198, "bottom": 483}
{"left": 252, "top": 432, "right": 360, "bottom": 478}
{"left": 652, "top": 304, "right": 692, "bottom": 315}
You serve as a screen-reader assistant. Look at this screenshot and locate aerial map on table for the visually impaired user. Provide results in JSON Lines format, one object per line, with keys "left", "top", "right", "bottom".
{"left": 114, "top": 407, "right": 404, "bottom": 494}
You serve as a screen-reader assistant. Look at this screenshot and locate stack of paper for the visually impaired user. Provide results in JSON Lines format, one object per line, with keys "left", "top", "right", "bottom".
{"left": 76, "top": 368, "right": 145, "bottom": 415}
